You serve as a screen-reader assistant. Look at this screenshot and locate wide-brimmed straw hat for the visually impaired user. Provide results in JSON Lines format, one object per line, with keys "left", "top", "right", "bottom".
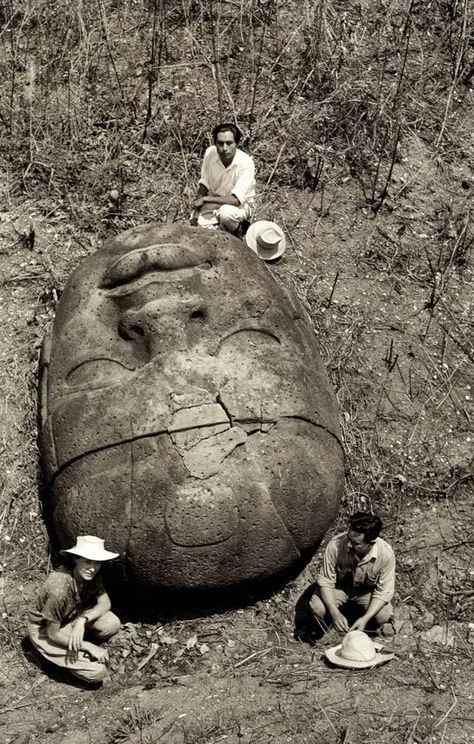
{"left": 245, "top": 220, "right": 286, "bottom": 261}
{"left": 324, "top": 630, "right": 395, "bottom": 669}
{"left": 60, "top": 535, "right": 119, "bottom": 562}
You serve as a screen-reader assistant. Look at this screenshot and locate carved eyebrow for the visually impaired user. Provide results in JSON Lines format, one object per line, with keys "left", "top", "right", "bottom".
{"left": 100, "top": 243, "right": 212, "bottom": 289}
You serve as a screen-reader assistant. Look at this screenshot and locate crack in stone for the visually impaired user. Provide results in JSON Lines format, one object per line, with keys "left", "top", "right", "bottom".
{"left": 216, "top": 393, "right": 233, "bottom": 426}
{"left": 49, "top": 412, "right": 342, "bottom": 487}
{"left": 177, "top": 426, "right": 248, "bottom": 480}
{"left": 170, "top": 423, "right": 230, "bottom": 450}
{"left": 168, "top": 397, "right": 216, "bottom": 412}
{"left": 49, "top": 420, "right": 231, "bottom": 485}
{"left": 281, "top": 414, "right": 343, "bottom": 450}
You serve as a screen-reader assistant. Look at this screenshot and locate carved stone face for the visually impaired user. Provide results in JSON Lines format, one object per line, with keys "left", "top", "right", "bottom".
{"left": 40, "top": 223, "right": 344, "bottom": 590}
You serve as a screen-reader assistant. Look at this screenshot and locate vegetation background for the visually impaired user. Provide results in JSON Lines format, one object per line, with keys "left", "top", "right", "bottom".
{"left": 0, "top": 0, "right": 473, "bottom": 742}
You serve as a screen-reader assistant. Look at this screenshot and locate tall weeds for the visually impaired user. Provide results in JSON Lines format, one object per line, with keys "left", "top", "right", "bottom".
{"left": 0, "top": 0, "right": 471, "bottom": 216}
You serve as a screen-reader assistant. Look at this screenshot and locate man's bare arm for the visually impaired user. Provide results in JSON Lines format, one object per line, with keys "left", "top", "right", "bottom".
{"left": 350, "top": 597, "right": 388, "bottom": 630}
{"left": 193, "top": 189, "right": 240, "bottom": 210}
{"left": 319, "top": 586, "right": 349, "bottom": 632}
{"left": 192, "top": 183, "right": 209, "bottom": 211}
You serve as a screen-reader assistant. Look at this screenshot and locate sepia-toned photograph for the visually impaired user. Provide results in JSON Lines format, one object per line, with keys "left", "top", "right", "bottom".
{"left": 0, "top": 1, "right": 472, "bottom": 742}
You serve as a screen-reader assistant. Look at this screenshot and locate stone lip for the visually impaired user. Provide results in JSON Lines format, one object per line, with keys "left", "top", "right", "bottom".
{"left": 39, "top": 223, "right": 344, "bottom": 591}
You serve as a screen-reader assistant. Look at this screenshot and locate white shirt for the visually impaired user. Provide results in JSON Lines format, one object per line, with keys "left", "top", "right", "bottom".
{"left": 198, "top": 146, "right": 256, "bottom": 213}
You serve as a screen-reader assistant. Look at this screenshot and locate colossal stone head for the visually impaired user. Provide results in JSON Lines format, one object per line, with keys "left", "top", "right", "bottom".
{"left": 39, "top": 223, "right": 344, "bottom": 591}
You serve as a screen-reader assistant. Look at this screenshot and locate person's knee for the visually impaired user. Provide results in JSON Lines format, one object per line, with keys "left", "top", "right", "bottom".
{"left": 104, "top": 614, "right": 121, "bottom": 638}
{"left": 217, "top": 205, "right": 240, "bottom": 232}
{"left": 309, "top": 593, "right": 326, "bottom": 619}
{"left": 71, "top": 663, "right": 107, "bottom": 683}
{"left": 373, "top": 603, "right": 393, "bottom": 626}
{"left": 218, "top": 204, "right": 234, "bottom": 219}
{"left": 93, "top": 612, "right": 121, "bottom": 640}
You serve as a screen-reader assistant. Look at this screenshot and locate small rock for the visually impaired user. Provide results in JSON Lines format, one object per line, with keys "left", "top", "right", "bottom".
{"left": 398, "top": 620, "right": 414, "bottom": 636}
{"left": 422, "top": 611, "right": 435, "bottom": 629}
{"left": 44, "top": 722, "right": 61, "bottom": 733}
{"left": 421, "top": 623, "right": 455, "bottom": 647}
{"left": 467, "top": 624, "right": 474, "bottom": 645}
{"left": 381, "top": 622, "right": 395, "bottom": 637}
{"left": 395, "top": 605, "right": 413, "bottom": 622}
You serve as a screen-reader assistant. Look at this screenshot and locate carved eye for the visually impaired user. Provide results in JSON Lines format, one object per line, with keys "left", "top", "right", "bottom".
{"left": 66, "top": 359, "right": 133, "bottom": 387}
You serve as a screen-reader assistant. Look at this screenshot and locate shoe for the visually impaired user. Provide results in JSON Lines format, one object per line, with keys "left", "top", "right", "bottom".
{"left": 233, "top": 220, "right": 251, "bottom": 240}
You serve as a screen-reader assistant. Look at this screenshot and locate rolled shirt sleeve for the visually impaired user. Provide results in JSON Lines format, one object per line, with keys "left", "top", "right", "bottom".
{"left": 316, "top": 538, "right": 338, "bottom": 589}
{"left": 372, "top": 548, "right": 395, "bottom": 603}
{"left": 231, "top": 157, "right": 255, "bottom": 205}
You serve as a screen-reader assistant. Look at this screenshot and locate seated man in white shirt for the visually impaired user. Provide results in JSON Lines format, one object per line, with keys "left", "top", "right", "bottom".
{"left": 310, "top": 512, "right": 395, "bottom": 634}
{"left": 192, "top": 123, "right": 256, "bottom": 234}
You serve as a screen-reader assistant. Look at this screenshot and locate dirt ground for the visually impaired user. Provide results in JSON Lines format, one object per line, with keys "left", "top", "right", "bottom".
{"left": 0, "top": 132, "right": 473, "bottom": 743}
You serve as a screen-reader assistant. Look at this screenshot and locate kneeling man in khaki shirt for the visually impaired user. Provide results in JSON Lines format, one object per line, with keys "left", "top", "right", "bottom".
{"left": 310, "top": 512, "right": 395, "bottom": 634}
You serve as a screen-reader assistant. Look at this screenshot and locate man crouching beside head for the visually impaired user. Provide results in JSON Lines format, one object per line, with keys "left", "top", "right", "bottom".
{"left": 310, "top": 512, "right": 395, "bottom": 635}
{"left": 192, "top": 122, "right": 256, "bottom": 234}
{"left": 27, "top": 535, "right": 120, "bottom": 684}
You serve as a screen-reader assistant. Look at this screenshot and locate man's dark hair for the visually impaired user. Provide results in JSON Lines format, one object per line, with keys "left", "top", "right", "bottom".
{"left": 212, "top": 122, "right": 242, "bottom": 145}
{"left": 349, "top": 512, "right": 382, "bottom": 542}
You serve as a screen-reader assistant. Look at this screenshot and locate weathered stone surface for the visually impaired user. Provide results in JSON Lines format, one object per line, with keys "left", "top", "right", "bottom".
{"left": 39, "top": 223, "right": 344, "bottom": 590}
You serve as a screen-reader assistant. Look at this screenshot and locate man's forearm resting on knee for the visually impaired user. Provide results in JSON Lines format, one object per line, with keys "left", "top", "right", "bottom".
{"left": 194, "top": 190, "right": 240, "bottom": 210}
{"left": 350, "top": 597, "right": 388, "bottom": 630}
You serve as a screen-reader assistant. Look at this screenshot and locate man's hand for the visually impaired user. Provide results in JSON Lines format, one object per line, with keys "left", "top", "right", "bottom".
{"left": 84, "top": 642, "right": 109, "bottom": 663}
{"left": 330, "top": 609, "right": 350, "bottom": 633}
{"left": 192, "top": 197, "right": 205, "bottom": 210}
{"left": 350, "top": 616, "right": 368, "bottom": 632}
{"left": 68, "top": 616, "right": 87, "bottom": 652}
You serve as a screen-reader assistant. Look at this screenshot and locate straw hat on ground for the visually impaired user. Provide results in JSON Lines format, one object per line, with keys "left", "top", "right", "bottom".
{"left": 60, "top": 535, "right": 119, "bottom": 562}
{"left": 324, "top": 630, "right": 395, "bottom": 669}
{"left": 245, "top": 220, "right": 286, "bottom": 261}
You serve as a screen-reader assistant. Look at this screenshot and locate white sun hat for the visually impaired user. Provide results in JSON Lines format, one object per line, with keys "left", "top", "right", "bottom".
{"left": 324, "top": 630, "right": 395, "bottom": 669}
{"left": 244, "top": 220, "right": 286, "bottom": 261}
{"left": 60, "top": 535, "right": 119, "bottom": 562}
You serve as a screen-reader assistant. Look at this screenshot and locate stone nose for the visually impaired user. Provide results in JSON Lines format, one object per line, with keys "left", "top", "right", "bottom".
{"left": 118, "top": 294, "right": 207, "bottom": 357}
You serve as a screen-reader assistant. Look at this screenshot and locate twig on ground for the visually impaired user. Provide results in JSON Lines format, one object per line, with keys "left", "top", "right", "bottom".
{"left": 435, "top": 685, "right": 458, "bottom": 728}
{"left": 234, "top": 647, "right": 273, "bottom": 669}
{"left": 137, "top": 642, "right": 159, "bottom": 671}
{"left": 326, "top": 271, "right": 340, "bottom": 309}
{"left": 0, "top": 700, "right": 37, "bottom": 714}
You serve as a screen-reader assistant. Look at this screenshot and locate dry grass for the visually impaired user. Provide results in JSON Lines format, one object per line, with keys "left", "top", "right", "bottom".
{"left": 1, "top": 1, "right": 473, "bottom": 219}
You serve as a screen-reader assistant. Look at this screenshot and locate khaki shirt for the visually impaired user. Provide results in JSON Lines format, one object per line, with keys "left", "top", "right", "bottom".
{"left": 317, "top": 532, "right": 395, "bottom": 603}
